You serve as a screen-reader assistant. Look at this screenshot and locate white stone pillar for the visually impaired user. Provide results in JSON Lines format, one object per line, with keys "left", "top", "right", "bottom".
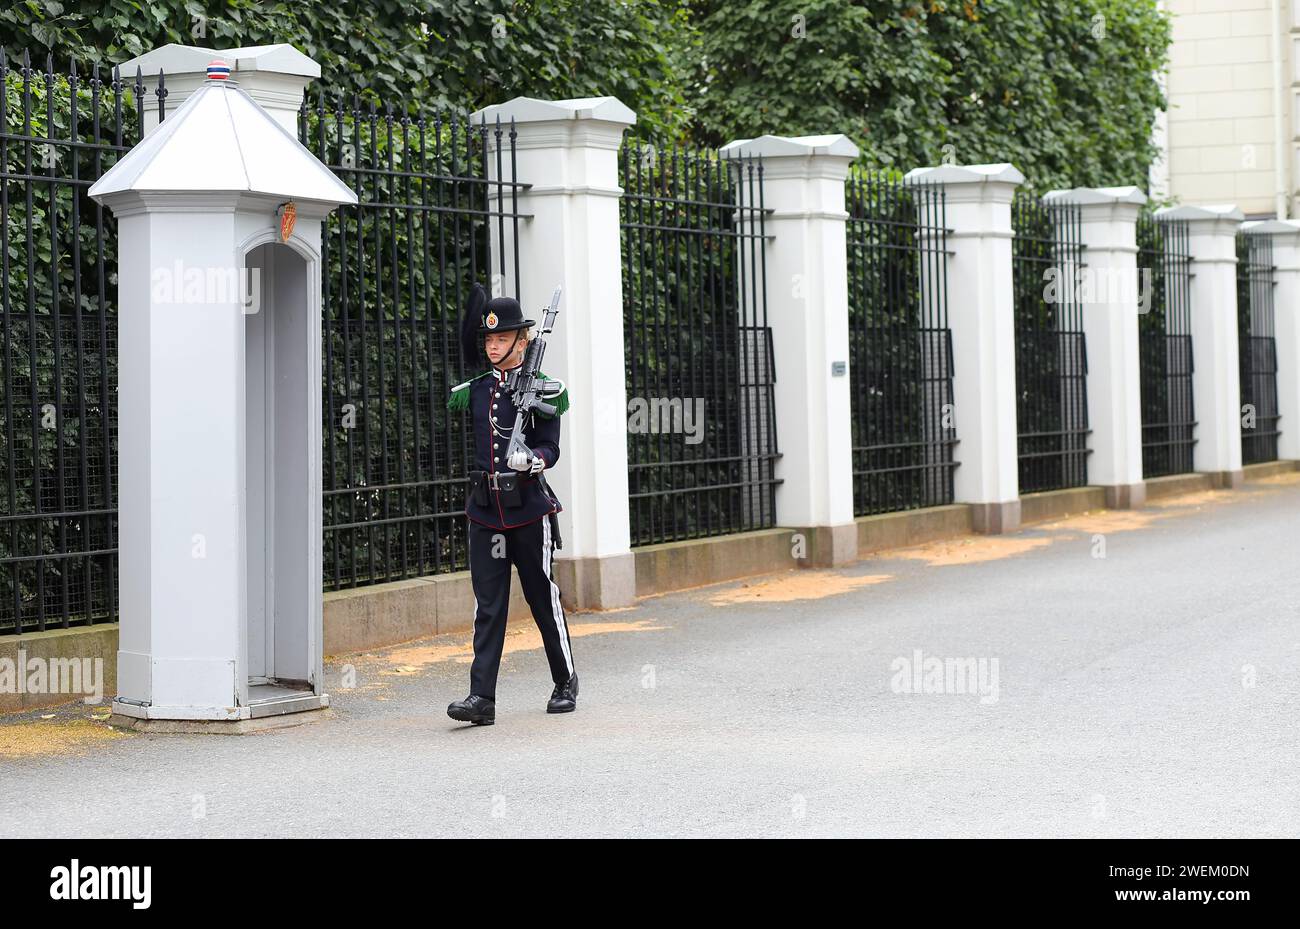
{"left": 1241, "top": 220, "right": 1300, "bottom": 461}
{"left": 1156, "top": 205, "right": 1245, "bottom": 487}
{"left": 1043, "top": 186, "right": 1147, "bottom": 507}
{"left": 471, "top": 97, "right": 637, "bottom": 608}
{"left": 120, "top": 43, "right": 319, "bottom": 136}
{"left": 903, "top": 164, "right": 1025, "bottom": 532}
{"left": 717, "top": 134, "right": 860, "bottom": 566}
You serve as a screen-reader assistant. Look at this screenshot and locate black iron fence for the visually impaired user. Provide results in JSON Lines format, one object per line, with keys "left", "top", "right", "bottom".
{"left": 1137, "top": 214, "right": 1196, "bottom": 478}
{"left": 1236, "top": 232, "right": 1280, "bottom": 465}
{"left": 844, "top": 170, "right": 956, "bottom": 516}
{"left": 619, "top": 140, "right": 779, "bottom": 546}
{"left": 0, "top": 50, "right": 519, "bottom": 634}
{"left": 0, "top": 52, "right": 149, "bottom": 635}
{"left": 1012, "top": 194, "right": 1090, "bottom": 493}
{"left": 301, "top": 95, "right": 522, "bottom": 591}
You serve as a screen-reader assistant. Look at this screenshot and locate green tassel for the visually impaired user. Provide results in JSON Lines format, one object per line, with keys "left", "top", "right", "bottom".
{"left": 447, "top": 370, "right": 490, "bottom": 411}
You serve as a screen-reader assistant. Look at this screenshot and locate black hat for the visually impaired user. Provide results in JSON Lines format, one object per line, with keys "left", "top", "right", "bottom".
{"left": 479, "top": 295, "right": 534, "bottom": 333}
{"left": 459, "top": 285, "right": 534, "bottom": 374}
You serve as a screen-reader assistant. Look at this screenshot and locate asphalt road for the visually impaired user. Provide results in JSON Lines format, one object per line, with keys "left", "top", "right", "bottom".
{"left": 2, "top": 474, "right": 1298, "bottom": 837}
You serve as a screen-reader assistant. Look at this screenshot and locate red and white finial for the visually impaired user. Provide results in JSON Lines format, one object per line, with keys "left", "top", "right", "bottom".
{"left": 206, "top": 59, "right": 231, "bottom": 81}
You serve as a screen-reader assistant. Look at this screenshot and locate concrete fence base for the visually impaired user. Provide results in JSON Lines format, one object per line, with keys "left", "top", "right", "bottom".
{"left": 1019, "top": 487, "right": 1108, "bottom": 525}
{"left": 0, "top": 625, "right": 118, "bottom": 714}
{"left": 1143, "top": 471, "right": 1217, "bottom": 501}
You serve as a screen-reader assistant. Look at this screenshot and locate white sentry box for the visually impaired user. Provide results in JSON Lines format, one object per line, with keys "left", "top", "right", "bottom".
{"left": 90, "top": 67, "right": 356, "bottom": 721}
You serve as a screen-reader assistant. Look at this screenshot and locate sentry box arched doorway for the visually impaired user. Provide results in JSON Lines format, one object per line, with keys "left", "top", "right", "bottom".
{"left": 241, "top": 240, "right": 318, "bottom": 711}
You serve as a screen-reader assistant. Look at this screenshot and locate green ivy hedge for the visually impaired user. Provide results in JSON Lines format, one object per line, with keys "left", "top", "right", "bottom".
{"left": 6, "top": 0, "right": 1170, "bottom": 188}
{"left": 686, "top": 0, "right": 1170, "bottom": 190}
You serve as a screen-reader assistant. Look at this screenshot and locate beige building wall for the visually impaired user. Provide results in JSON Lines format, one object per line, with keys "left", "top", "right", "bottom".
{"left": 1161, "top": 0, "right": 1294, "bottom": 218}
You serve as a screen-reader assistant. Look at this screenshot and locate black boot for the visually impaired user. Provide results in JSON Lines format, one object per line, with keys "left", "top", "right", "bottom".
{"left": 547, "top": 674, "right": 579, "bottom": 713}
{"left": 447, "top": 693, "right": 495, "bottom": 725}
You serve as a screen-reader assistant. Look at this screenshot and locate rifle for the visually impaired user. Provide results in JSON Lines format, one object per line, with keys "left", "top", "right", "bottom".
{"left": 504, "top": 285, "right": 566, "bottom": 547}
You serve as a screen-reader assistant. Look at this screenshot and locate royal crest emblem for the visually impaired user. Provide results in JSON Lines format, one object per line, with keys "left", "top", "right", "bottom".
{"left": 278, "top": 201, "right": 297, "bottom": 242}
{"left": 485, "top": 311, "right": 498, "bottom": 329}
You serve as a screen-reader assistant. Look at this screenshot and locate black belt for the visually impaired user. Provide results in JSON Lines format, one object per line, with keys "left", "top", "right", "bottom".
{"left": 480, "top": 470, "right": 537, "bottom": 490}
{"left": 470, "top": 469, "right": 530, "bottom": 507}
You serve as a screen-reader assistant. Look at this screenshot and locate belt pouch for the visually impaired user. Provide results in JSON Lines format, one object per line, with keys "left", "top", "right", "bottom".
{"left": 469, "top": 470, "right": 489, "bottom": 507}
{"left": 496, "top": 472, "right": 523, "bottom": 508}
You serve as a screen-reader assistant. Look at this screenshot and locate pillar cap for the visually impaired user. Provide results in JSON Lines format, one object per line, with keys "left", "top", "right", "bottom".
{"left": 119, "top": 42, "right": 321, "bottom": 79}
{"left": 471, "top": 95, "right": 636, "bottom": 127}
{"left": 1042, "top": 185, "right": 1147, "bottom": 206}
{"left": 904, "top": 163, "right": 1025, "bottom": 186}
{"left": 718, "top": 134, "right": 859, "bottom": 160}
{"left": 1154, "top": 203, "right": 1244, "bottom": 222}
{"left": 1240, "top": 218, "right": 1300, "bottom": 236}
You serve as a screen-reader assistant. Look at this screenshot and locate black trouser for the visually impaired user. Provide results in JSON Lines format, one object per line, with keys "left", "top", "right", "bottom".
{"left": 467, "top": 515, "right": 575, "bottom": 700}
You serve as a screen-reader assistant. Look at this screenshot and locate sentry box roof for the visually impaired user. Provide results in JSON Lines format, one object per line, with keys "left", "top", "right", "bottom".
{"left": 88, "top": 72, "right": 356, "bottom": 208}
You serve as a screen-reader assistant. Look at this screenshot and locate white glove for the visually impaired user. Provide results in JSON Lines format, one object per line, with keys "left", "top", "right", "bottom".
{"left": 507, "top": 450, "right": 546, "bottom": 473}
{"left": 507, "top": 449, "right": 530, "bottom": 471}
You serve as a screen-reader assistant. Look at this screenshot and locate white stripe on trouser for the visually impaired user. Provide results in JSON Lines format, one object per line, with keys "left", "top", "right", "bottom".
{"left": 541, "top": 516, "right": 574, "bottom": 677}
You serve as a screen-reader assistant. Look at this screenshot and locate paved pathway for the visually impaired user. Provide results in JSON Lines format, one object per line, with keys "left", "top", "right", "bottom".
{"left": 3, "top": 474, "right": 1297, "bottom": 837}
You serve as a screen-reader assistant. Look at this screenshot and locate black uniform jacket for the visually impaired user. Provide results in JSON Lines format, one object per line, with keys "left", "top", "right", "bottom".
{"left": 454, "top": 365, "right": 565, "bottom": 530}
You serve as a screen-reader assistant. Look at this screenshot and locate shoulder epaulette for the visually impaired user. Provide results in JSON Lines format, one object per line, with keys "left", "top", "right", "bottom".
{"left": 536, "top": 370, "right": 569, "bottom": 418}
{"left": 447, "top": 370, "right": 492, "bottom": 412}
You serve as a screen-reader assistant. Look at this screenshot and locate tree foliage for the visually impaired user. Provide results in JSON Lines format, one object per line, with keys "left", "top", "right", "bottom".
{"left": 1, "top": 0, "right": 694, "bottom": 139}
{"left": 5, "top": 0, "right": 1170, "bottom": 185}
{"left": 685, "top": 0, "right": 1171, "bottom": 190}
{"left": 4, "top": 0, "right": 1170, "bottom": 187}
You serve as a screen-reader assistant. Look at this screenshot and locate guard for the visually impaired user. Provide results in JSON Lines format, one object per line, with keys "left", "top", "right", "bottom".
{"left": 445, "top": 284, "right": 577, "bottom": 726}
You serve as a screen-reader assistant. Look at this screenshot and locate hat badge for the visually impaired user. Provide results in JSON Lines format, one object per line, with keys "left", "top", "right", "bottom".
{"left": 485, "top": 311, "right": 498, "bottom": 329}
